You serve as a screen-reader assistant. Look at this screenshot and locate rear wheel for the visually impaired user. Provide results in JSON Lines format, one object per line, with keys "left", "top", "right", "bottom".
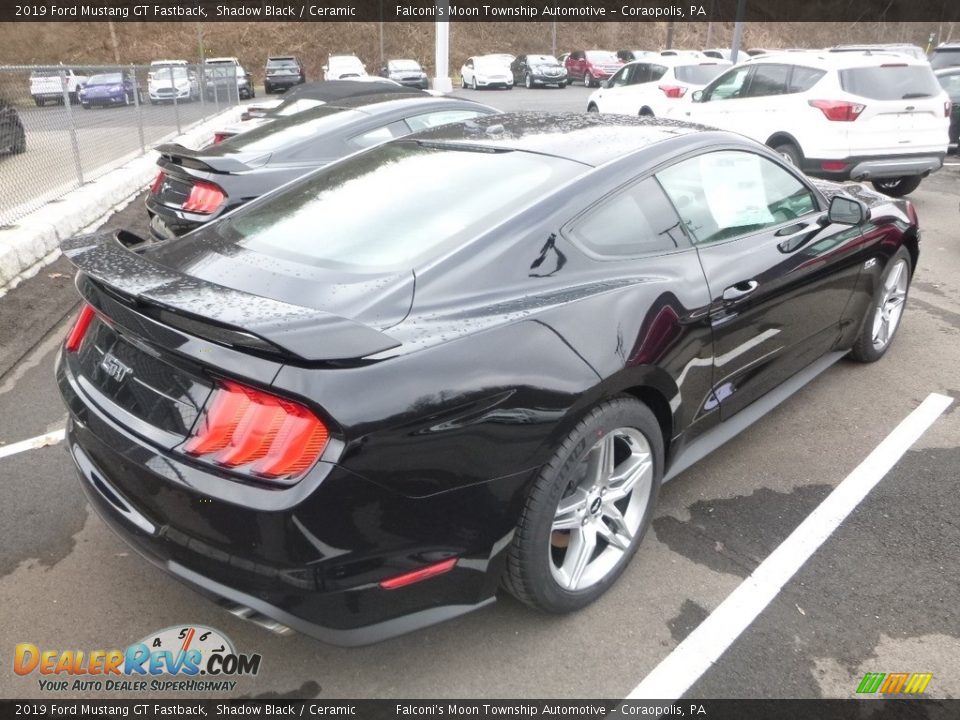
{"left": 502, "top": 397, "right": 662, "bottom": 613}
{"left": 639, "top": 107, "right": 654, "bottom": 117}
{"left": 871, "top": 176, "right": 922, "bottom": 197}
{"left": 770, "top": 140, "right": 803, "bottom": 168}
{"left": 849, "top": 247, "right": 912, "bottom": 363}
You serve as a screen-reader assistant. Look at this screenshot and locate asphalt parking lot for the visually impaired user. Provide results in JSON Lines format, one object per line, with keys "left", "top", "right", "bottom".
{"left": 0, "top": 85, "right": 957, "bottom": 700}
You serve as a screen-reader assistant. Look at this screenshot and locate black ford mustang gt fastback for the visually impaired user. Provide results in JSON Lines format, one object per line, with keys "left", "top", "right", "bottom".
{"left": 57, "top": 113, "right": 918, "bottom": 645}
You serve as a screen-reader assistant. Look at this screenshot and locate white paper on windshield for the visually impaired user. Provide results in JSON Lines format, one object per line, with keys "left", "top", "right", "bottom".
{"left": 699, "top": 152, "right": 774, "bottom": 229}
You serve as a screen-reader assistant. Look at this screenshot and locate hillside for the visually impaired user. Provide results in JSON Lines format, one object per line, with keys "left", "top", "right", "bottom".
{"left": 0, "top": 21, "right": 952, "bottom": 81}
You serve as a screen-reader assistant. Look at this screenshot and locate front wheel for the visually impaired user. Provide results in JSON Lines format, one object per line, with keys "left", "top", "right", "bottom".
{"left": 871, "top": 176, "right": 922, "bottom": 197}
{"left": 525, "top": 74, "right": 533, "bottom": 89}
{"left": 502, "top": 397, "right": 662, "bottom": 613}
{"left": 583, "top": 73, "right": 592, "bottom": 88}
{"left": 848, "top": 247, "right": 912, "bottom": 363}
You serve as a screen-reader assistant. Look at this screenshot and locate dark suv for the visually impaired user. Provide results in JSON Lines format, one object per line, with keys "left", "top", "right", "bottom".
{"left": 264, "top": 56, "right": 306, "bottom": 94}
{"left": 930, "top": 43, "right": 960, "bottom": 70}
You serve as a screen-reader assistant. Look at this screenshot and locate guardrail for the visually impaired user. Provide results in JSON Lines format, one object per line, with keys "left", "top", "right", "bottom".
{"left": 0, "top": 63, "right": 241, "bottom": 228}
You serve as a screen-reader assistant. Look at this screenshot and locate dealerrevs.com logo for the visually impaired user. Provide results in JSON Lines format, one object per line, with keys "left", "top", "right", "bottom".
{"left": 14, "top": 625, "right": 262, "bottom": 693}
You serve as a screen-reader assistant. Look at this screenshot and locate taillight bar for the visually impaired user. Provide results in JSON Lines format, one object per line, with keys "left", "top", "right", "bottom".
{"left": 808, "top": 99, "right": 865, "bottom": 122}
{"left": 183, "top": 380, "right": 329, "bottom": 483}
{"left": 182, "top": 180, "right": 225, "bottom": 214}
{"left": 65, "top": 304, "right": 96, "bottom": 352}
{"left": 149, "top": 171, "right": 165, "bottom": 195}
{"left": 659, "top": 85, "right": 688, "bottom": 98}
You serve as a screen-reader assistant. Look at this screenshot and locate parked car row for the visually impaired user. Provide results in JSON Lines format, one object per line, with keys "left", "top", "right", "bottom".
{"left": 588, "top": 50, "right": 953, "bottom": 195}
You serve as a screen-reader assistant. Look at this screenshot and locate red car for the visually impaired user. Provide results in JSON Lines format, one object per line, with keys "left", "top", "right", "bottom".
{"left": 564, "top": 50, "right": 624, "bottom": 87}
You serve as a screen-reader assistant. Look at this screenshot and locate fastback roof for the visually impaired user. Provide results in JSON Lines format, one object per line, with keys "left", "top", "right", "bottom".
{"left": 407, "top": 111, "right": 707, "bottom": 166}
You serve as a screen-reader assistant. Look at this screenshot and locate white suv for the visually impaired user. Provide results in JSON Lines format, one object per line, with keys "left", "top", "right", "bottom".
{"left": 669, "top": 52, "right": 950, "bottom": 196}
{"left": 586, "top": 57, "right": 731, "bottom": 117}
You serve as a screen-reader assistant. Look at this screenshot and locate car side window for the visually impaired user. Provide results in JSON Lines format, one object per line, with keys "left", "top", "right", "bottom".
{"left": 656, "top": 151, "right": 819, "bottom": 245}
{"left": 630, "top": 64, "right": 651, "bottom": 84}
{"left": 609, "top": 66, "right": 633, "bottom": 87}
{"left": 466, "top": 58, "right": 474, "bottom": 69}
{"left": 788, "top": 66, "right": 826, "bottom": 93}
{"left": 405, "top": 110, "right": 484, "bottom": 132}
{"left": 702, "top": 66, "right": 752, "bottom": 101}
{"left": 649, "top": 64, "right": 668, "bottom": 82}
{"left": 348, "top": 121, "right": 409, "bottom": 150}
{"left": 744, "top": 64, "right": 790, "bottom": 97}
{"left": 566, "top": 177, "right": 689, "bottom": 258}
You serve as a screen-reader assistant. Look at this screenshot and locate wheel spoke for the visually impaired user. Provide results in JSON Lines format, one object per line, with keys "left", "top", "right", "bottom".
{"left": 599, "top": 505, "right": 633, "bottom": 552}
{"left": 561, "top": 525, "right": 597, "bottom": 590}
{"left": 606, "top": 454, "right": 651, "bottom": 502}
{"left": 585, "top": 433, "right": 616, "bottom": 487}
{"left": 552, "top": 489, "right": 587, "bottom": 531}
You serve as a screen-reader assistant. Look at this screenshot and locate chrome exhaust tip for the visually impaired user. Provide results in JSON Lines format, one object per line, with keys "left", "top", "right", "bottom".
{"left": 222, "top": 602, "right": 295, "bottom": 636}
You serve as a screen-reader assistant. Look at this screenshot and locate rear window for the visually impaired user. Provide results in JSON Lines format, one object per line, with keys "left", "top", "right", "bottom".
{"left": 267, "top": 59, "right": 298, "bottom": 68}
{"left": 221, "top": 107, "right": 357, "bottom": 153}
{"left": 586, "top": 51, "right": 618, "bottom": 63}
{"left": 839, "top": 66, "right": 942, "bottom": 100}
{"left": 674, "top": 64, "right": 730, "bottom": 84}
{"left": 931, "top": 48, "right": 960, "bottom": 70}
{"left": 200, "top": 143, "right": 584, "bottom": 271}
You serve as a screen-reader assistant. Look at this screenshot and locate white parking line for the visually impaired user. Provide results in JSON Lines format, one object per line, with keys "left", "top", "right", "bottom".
{"left": 627, "top": 391, "right": 954, "bottom": 701}
{"left": 0, "top": 429, "right": 65, "bottom": 461}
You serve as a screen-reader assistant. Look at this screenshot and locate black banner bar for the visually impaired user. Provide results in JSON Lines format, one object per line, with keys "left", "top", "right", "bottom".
{"left": 1, "top": 700, "right": 959, "bottom": 720}
{"left": 3, "top": 0, "right": 960, "bottom": 23}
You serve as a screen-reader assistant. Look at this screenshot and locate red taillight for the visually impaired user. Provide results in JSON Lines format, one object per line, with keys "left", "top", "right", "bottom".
{"left": 379, "top": 558, "right": 458, "bottom": 590}
{"left": 808, "top": 99, "right": 865, "bottom": 122}
{"left": 820, "top": 161, "right": 849, "bottom": 172}
{"left": 659, "top": 85, "right": 688, "bottom": 98}
{"left": 65, "top": 304, "right": 95, "bottom": 352}
{"left": 149, "top": 171, "right": 165, "bottom": 195}
{"left": 184, "top": 380, "right": 329, "bottom": 482}
{"left": 181, "top": 180, "right": 225, "bottom": 214}
{"left": 212, "top": 132, "right": 230, "bottom": 144}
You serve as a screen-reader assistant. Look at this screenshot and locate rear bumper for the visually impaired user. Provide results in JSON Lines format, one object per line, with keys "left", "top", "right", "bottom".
{"left": 57, "top": 356, "right": 525, "bottom": 646}
{"left": 265, "top": 77, "right": 301, "bottom": 89}
{"left": 801, "top": 152, "right": 945, "bottom": 180}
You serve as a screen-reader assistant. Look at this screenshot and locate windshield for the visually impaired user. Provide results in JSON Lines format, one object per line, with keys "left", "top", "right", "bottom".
{"left": 476, "top": 58, "right": 508, "bottom": 71}
{"left": 674, "top": 63, "right": 731, "bottom": 84}
{"left": 197, "top": 143, "right": 584, "bottom": 271}
{"left": 88, "top": 74, "right": 122, "bottom": 85}
{"left": 839, "top": 65, "right": 942, "bottom": 100}
{"left": 586, "top": 51, "right": 618, "bottom": 63}
{"left": 389, "top": 60, "right": 421, "bottom": 71}
{"left": 152, "top": 67, "right": 188, "bottom": 81}
{"left": 528, "top": 55, "right": 559, "bottom": 65}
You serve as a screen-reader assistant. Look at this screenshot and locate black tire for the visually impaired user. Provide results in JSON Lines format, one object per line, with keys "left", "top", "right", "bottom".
{"left": 525, "top": 73, "right": 533, "bottom": 89}
{"left": 583, "top": 73, "right": 592, "bottom": 88}
{"left": 69, "top": 91, "right": 78, "bottom": 105}
{"left": 848, "top": 246, "right": 912, "bottom": 363}
{"left": 34, "top": 97, "right": 43, "bottom": 107}
{"left": 502, "top": 397, "right": 663, "bottom": 613}
{"left": 471, "top": 77, "right": 478, "bottom": 90}
{"left": 557, "top": 81, "right": 567, "bottom": 89}
{"left": 587, "top": 103, "right": 599, "bottom": 113}
{"left": 770, "top": 140, "right": 803, "bottom": 168}
{"left": 871, "top": 176, "right": 922, "bottom": 197}
{"left": 639, "top": 107, "right": 654, "bottom": 117}
{"left": 82, "top": 103, "right": 91, "bottom": 110}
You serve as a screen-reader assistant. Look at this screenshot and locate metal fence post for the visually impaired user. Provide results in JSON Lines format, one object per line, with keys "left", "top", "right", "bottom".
{"left": 60, "top": 68, "right": 84, "bottom": 187}
{"left": 170, "top": 66, "right": 181, "bottom": 134}
{"left": 197, "top": 63, "right": 206, "bottom": 116}
{"left": 132, "top": 65, "right": 145, "bottom": 153}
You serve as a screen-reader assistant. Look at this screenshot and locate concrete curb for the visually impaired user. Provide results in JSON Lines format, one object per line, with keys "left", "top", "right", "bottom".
{"left": 0, "top": 105, "right": 244, "bottom": 298}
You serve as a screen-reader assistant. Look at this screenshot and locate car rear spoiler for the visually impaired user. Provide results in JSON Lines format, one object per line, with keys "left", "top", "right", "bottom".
{"left": 61, "top": 230, "right": 401, "bottom": 362}
{"left": 156, "top": 143, "right": 268, "bottom": 174}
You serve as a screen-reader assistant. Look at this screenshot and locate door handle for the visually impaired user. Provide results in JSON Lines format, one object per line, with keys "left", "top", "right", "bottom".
{"left": 722, "top": 280, "right": 759, "bottom": 301}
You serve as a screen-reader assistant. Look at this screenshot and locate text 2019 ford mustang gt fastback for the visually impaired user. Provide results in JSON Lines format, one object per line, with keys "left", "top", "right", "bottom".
{"left": 57, "top": 113, "right": 919, "bottom": 645}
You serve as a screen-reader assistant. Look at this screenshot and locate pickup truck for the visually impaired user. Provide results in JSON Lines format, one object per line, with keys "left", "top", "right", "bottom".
{"left": 30, "top": 67, "right": 90, "bottom": 106}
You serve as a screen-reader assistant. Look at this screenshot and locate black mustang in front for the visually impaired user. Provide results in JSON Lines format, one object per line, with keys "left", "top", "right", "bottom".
{"left": 56, "top": 113, "right": 919, "bottom": 645}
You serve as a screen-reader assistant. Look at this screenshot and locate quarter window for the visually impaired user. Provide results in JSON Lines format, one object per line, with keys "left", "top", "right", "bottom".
{"left": 788, "top": 66, "right": 826, "bottom": 92}
{"left": 656, "top": 151, "right": 818, "bottom": 245}
{"left": 405, "top": 110, "right": 484, "bottom": 132}
{"left": 567, "top": 178, "right": 689, "bottom": 257}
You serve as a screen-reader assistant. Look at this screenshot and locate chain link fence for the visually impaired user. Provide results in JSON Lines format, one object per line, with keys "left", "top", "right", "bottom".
{"left": 0, "top": 63, "right": 243, "bottom": 228}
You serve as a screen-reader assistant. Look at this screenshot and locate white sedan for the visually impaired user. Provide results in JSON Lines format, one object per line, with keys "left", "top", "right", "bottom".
{"left": 586, "top": 57, "right": 730, "bottom": 117}
{"left": 461, "top": 56, "right": 514, "bottom": 90}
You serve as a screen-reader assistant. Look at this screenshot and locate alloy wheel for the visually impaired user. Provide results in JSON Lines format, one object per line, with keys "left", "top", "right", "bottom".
{"left": 548, "top": 427, "right": 653, "bottom": 591}
{"left": 871, "top": 258, "right": 909, "bottom": 351}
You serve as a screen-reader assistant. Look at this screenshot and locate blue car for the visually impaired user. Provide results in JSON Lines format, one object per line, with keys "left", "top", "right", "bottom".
{"left": 79, "top": 72, "right": 143, "bottom": 108}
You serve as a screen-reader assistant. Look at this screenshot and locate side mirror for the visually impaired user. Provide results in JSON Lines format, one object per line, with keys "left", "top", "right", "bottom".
{"left": 692, "top": 90, "right": 704, "bottom": 102}
{"left": 602, "top": 79, "right": 612, "bottom": 89}
{"left": 827, "top": 195, "right": 869, "bottom": 225}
